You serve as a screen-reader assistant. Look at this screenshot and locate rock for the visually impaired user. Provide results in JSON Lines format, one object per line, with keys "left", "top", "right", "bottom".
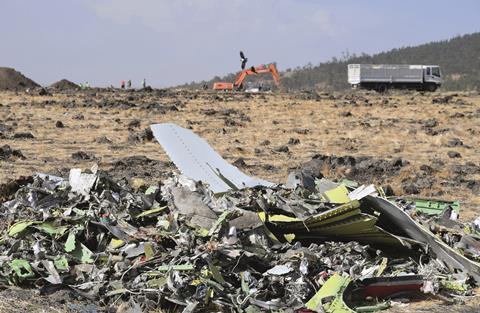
{"left": 0, "top": 145, "right": 26, "bottom": 160}
{"left": 432, "top": 95, "right": 453, "bottom": 104}
{"left": 0, "top": 122, "right": 13, "bottom": 132}
{"left": 233, "top": 158, "right": 248, "bottom": 168}
{"left": 292, "top": 128, "right": 310, "bottom": 134}
{"left": 382, "top": 185, "right": 395, "bottom": 196}
{"left": 403, "top": 183, "right": 420, "bottom": 194}
{"left": 94, "top": 136, "right": 113, "bottom": 144}
{"left": 224, "top": 118, "right": 242, "bottom": 127}
{"left": 448, "top": 151, "right": 462, "bottom": 158}
{"left": 128, "top": 119, "right": 141, "bottom": 129}
{"left": 446, "top": 138, "right": 463, "bottom": 147}
{"left": 391, "top": 158, "right": 404, "bottom": 167}
{"left": 55, "top": 121, "right": 64, "bottom": 128}
{"left": 288, "top": 138, "right": 300, "bottom": 145}
{"left": 128, "top": 127, "right": 154, "bottom": 143}
{"left": 423, "top": 119, "right": 438, "bottom": 128}
{"left": 451, "top": 112, "right": 465, "bottom": 118}
{"left": 13, "top": 132, "right": 34, "bottom": 139}
{"left": 139, "top": 127, "right": 153, "bottom": 141}
{"left": 71, "top": 151, "right": 95, "bottom": 161}
{"left": 273, "top": 145, "right": 289, "bottom": 153}
{"left": 420, "top": 164, "right": 435, "bottom": 174}
{"left": 38, "top": 88, "right": 49, "bottom": 96}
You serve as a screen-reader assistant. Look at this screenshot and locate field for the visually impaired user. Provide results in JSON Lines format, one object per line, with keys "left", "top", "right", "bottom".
{"left": 1, "top": 88, "right": 480, "bottom": 312}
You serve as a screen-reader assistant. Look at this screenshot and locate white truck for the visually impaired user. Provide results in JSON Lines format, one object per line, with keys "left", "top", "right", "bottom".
{"left": 348, "top": 64, "right": 442, "bottom": 92}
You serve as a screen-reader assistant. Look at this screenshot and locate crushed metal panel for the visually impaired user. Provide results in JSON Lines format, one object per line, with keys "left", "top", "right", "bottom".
{"left": 150, "top": 123, "right": 274, "bottom": 193}
{"left": 348, "top": 184, "right": 378, "bottom": 201}
{"left": 306, "top": 273, "right": 355, "bottom": 312}
{"left": 323, "top": 185, "right": 351, "bottom": 204}
{"left": 267, "top": 201, "right": 415, "bottom": 247}
{"left": 415, "top": 198, "right": 460, "bottom": 215}
{"left": 69, "top": 168, "right": 97, "bottom": 196}
{"left": 359, "top": 275, "right": 424, "bottom": 298}
{"left": 316, "top": 178, "right": 340, "bottom": 193}
{"left": 365, "top": 195, "right": 480, "bottom": 282}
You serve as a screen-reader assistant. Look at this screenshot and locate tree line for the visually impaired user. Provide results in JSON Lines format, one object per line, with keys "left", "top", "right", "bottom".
{"left": 181, "top": 32, "right": 480, "bottom": 91}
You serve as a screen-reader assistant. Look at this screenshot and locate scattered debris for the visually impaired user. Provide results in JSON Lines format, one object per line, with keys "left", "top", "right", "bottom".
{"left": 1, "top": 122, "right": 480, "bottom": 313}
{"left": 1, "top": 162, "right": 479, "bottom": 312}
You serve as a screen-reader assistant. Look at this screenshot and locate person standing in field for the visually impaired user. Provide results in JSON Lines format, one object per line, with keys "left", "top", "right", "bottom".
{"left": 120, "top": 80, "right": 125, "bottom": 89}
{"left": 142, "top": 78, "right": 146, "bottom": 89}
{"left": 127, "top": 80, "right": 132, "bottom": 89}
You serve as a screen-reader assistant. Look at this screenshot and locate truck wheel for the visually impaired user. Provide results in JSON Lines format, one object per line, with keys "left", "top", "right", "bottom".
{"left": 377, "top": 84, "right": 387, "bottom": 93}
{"left": 427, "top": 84, "right": 437, "bottom": 92}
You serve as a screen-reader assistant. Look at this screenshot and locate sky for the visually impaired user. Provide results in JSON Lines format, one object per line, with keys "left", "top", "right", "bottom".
{"left": 0, "top": 0, "right": 479, "bottom": 88}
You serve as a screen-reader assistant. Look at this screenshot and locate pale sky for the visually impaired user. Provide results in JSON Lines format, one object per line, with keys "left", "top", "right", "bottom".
{"left": 0, "top": 0, "right": 479, "bottom": 87}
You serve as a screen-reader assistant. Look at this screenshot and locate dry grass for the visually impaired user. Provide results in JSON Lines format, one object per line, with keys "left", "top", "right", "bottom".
{"left": 1, "top": 89, "right": 479, "bottom": 215}
{"left": 0, "top": 89, "right": 479, "bottom": 311}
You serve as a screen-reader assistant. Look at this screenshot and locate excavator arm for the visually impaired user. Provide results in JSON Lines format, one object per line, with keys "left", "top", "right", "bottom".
{"left": 213, "top": 63, "right": 280, "bottom": 91}
{"left": 234, "top": 63, "right": 280, "bottom": 89}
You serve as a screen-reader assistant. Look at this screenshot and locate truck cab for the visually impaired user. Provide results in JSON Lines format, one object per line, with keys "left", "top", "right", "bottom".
{"left": 422, "top": 65, "right": 442, "bottom": 90}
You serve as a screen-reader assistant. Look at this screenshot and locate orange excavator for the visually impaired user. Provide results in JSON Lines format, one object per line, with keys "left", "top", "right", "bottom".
{"left": 213, "top": 63, "right": 280, "bottom": 91}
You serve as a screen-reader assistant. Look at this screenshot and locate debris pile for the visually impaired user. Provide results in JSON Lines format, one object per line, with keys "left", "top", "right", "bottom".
{"left": 0, "top": 123, "right": 479, "bottom": 312}
{"left": 1, "top": 165, "right": 480, "bottom": 312}
{"left": 0, "top": 67, "right": 39, "bottom": 90}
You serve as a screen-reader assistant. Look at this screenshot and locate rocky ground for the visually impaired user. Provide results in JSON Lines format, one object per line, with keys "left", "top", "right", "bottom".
{"left": 0, "top": 88, "right": 480, "bottom": 312}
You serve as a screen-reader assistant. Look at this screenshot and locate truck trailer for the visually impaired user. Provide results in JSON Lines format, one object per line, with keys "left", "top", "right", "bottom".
{"left": 348, "top": 64, "right": 442, "bottom": 92}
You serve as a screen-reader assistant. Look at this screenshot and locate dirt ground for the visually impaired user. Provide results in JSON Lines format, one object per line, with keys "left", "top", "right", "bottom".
{"left": 0, "top": 88, "right": 480, "bottom": 312}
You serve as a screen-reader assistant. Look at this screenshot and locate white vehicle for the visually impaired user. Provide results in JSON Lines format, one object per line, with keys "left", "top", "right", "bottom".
{"left": 348, "top": 64, "right": 442, "bottom": 92}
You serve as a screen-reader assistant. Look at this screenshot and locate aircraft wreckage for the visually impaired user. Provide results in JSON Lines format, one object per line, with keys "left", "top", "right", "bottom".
{"left": 0, "top": 122, "right": 479, "bottom": 312}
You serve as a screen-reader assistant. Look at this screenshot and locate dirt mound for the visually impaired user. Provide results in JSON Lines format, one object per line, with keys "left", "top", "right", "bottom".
{"left": 300, "top": 154, "right": 408, "bottom": 183}
{"left": 0, "top": 67, "right": 39, "bottom": 90}
{"left": 49, "top": 79, "right": 79, "bottom": 90}
{"left": 105, "top": 155, "right": 172, "bottom": 183}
